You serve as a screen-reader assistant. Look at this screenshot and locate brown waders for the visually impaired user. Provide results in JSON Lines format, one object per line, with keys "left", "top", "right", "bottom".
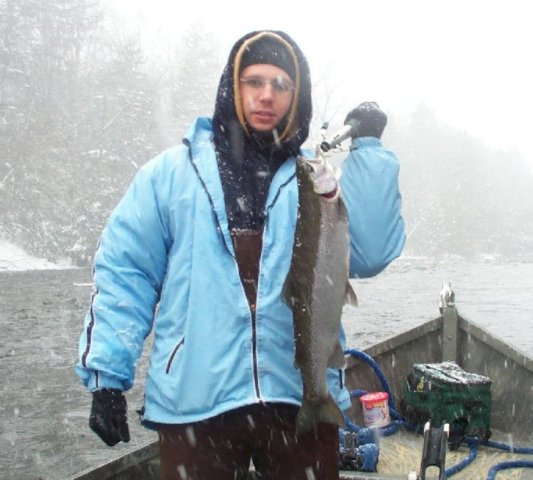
{"left": 157, "top": 229, "right": 339, "bottom": 479}
{"left": 158, "top": 404, "right": 339, "bottom": 480}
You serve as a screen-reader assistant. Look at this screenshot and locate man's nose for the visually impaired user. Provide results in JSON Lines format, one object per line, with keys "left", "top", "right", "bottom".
{"left": 258, "top": 82, "right": 274, "bottom": 101}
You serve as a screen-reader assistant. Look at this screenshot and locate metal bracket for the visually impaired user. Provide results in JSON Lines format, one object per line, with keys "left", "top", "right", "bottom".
{"left": 418, "top": 421, "right": 449, "bottom": 480}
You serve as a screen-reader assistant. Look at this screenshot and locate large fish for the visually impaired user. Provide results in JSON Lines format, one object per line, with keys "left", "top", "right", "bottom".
{"left": 284, "top": 154, "right": 358, "bottom": 435}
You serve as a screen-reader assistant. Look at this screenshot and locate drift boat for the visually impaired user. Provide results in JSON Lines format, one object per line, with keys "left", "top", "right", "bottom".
{"left": 69, "top": 287, "right": 533, "bottom": 480}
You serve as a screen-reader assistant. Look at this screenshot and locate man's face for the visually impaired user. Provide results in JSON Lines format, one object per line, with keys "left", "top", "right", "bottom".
{"left": 239, "top": 64, "right": 295, "bottom": 133}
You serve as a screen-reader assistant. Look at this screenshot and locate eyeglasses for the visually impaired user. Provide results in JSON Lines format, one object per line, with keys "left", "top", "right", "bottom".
{"left": 240, "top": 76, "right": 295, "bottom": 94}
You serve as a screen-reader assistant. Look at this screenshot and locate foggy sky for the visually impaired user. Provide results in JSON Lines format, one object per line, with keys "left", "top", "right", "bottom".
{"left": 107, "top": 0, "right": 533, "bottom": 171}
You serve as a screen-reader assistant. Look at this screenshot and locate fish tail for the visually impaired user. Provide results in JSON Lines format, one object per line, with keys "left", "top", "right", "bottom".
{"left": 295, "top": 394, "right": 345, "bottom": 436}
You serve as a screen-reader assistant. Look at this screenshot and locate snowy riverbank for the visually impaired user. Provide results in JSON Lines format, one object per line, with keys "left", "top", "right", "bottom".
{"left": 0, "top": 241, "right": 73, "bottom": 271}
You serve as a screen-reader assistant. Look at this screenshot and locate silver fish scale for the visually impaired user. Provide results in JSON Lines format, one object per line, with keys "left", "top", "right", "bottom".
{"left": 284, "top": 157, "right": 352, "bottom": 433}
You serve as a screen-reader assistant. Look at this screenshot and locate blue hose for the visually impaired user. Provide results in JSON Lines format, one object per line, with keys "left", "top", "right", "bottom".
{"left": 486, "top": 460, "right": 533, "bottom": 480}
{"left": 482, "top": 439, "right": 533, "bottom": 455}
{"left": 445, "top": 441, "right": 478, "bottom": 476}
{"left": 442, "top": 438, "right": 533, "bottom": 478}
{"left": 343, "top": 411, "right": 362, "bottom": 433}
{"left": 350, "top": 389, "right": 368, "bottom": 399}
{"left": 344, "top": 348, "right": 403, "bottom": 421}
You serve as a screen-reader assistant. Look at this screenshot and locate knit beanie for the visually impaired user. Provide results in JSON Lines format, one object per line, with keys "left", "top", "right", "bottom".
{"left": 238, "top": 33, "right": 297, "bottom": 80}
{"left": 344, "top": 101, "right": 388, "bottom": 139}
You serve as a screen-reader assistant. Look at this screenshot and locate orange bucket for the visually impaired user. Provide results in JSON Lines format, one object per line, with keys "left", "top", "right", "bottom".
{"left": 359, "top": 392, "right": 390, "bottom": 427}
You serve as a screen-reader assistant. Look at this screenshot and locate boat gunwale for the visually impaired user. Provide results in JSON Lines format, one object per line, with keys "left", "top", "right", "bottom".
{"left": 67, "top": 440, "right": 158, "bottom": 480}
{"left": 348, "top": 314, "right": 533, "bottom": 374}
{"left": 458, "top": 316, "right": 533, "bottom": 371}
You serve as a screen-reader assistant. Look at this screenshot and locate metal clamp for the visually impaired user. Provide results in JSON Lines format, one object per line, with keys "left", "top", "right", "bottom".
{"left": 418, "top": 421, "right": 449, "bottom": 480}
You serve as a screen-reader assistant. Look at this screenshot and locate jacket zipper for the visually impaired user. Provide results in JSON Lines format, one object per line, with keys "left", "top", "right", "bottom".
{"left": 251, "top": 308, "right": 261, "bottom": 399}
{"left": 249, "top": 218, "right": 272, "bottom": 402}
{"left": 186, "top": 141, "right": 295, "bottom": 402}
{"left": 187, "top": 140, "right": 260, "bottom": 399}
{"left": 250, "top": 179, "right": 294, "bottom": 401}
{"left": 165, "top": 337, "right": 185, "bottom": 374}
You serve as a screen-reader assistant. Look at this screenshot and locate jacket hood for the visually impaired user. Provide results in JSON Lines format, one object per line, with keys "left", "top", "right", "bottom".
{"left": 211, "top": 31, "right": 312, "bottom": 231}
{"left": 212, "top": 30, "right": 312, "bottom": 154}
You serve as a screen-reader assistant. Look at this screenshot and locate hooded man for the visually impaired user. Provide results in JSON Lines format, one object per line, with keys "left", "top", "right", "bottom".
{"left": 76, "top": 30, "right": 405, "bottom": 480}
{"left": 213, "top": 30, "right": 313, "bottom": 312}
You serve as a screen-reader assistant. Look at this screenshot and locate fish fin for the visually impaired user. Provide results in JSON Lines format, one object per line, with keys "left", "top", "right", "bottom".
{"left": 281, "top": 275, "right": 293, "bottom": 306}
{"left": 294, "top": 345, "right": 304, "bottom": 369}
{"left": 328, "top": 341, "right": 346, "bottom": 369}
{"left": 295, "top": 394, "right": 345, "bottom": 436}
{"left": 344, "top": 281, "right": 358, "bottom": 307}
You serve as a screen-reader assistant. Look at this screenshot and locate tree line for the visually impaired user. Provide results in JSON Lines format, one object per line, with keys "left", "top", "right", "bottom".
{"left": 1, "top": 0, "right": 531, "bottom": 266}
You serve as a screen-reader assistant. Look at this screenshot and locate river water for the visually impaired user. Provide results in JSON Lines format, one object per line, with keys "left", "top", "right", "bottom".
{"left": 0, "top": 255, "right": 532, "bottom": 479}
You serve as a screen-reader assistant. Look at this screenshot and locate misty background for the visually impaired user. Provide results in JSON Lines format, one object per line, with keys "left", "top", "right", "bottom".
{"left": 2, "top": 4, "right": 533, "bottom": 478}
{"left": 1, "top": 0, "right": 533, "bottom": 267}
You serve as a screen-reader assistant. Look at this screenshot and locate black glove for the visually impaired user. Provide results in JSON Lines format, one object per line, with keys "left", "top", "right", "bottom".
{"left": 89, "top": 388, "right": 130, "bottom": 446}
{"left": 344, "top": 101, "right": 387, "bottom": 139}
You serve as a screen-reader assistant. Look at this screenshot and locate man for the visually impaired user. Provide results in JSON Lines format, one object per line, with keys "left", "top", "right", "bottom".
{"left": 76, "top": 30, "right": 405, "bottom": 480}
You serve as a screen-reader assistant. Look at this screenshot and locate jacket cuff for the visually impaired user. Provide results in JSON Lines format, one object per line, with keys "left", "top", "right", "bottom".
{"left": 337, "top": 388, "right": 352, "bottom": 412}
{"left": 87, "top": 371, "right": 125, "bottom": 392}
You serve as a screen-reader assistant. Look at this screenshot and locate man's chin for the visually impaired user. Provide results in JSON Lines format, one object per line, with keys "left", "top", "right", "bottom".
{"left": 249, "top": 122, "right": 276, "bottom": 132}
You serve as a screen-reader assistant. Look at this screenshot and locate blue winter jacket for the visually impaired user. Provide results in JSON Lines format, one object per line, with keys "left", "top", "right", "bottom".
{"left": 76, "top": 117, "right": 405, "bottom": 425}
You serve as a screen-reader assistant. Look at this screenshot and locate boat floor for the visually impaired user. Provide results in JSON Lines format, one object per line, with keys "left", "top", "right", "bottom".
{"left": 350, "top": 428, "right": 533, "bottom": 480}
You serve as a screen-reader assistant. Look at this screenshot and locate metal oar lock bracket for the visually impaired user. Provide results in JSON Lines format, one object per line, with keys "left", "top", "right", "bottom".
{"left": 419, "top": 421, "right": 450, "bottom": 480}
